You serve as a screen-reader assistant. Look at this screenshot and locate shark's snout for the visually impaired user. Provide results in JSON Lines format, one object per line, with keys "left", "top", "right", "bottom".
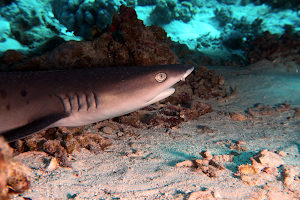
{"left": 181, "top": 66, "right": 194, "bottom": 81}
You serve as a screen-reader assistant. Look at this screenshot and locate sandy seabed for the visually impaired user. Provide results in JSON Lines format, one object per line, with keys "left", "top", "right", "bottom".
{"left": 14, "top": 59, "right": 300, "bottom": 200}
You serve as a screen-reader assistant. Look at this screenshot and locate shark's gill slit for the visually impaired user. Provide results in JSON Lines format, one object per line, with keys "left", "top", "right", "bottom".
{"left": 75, "top": 92, "right": 80, "bottom": 111}
{"left": 66, "top": 94, "right": 73, "bottom": 111}
{"left": 83, "top": 91, "right": 90, "bottom": 110}
{"left": 55, "top": 95, "right": 67, "bottom": 113}
{"left": 91, "top": 91, "right": 98, "bottom": 108}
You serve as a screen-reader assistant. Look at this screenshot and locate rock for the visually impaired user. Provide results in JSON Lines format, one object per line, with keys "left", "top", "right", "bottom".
{"left": 231, "top": 113, "right": 247, "bottom": 121}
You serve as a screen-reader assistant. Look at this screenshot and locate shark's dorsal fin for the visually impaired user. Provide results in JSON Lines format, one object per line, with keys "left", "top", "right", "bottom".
{"left": 2, "top": 113, "right": 68, "bottom": 142}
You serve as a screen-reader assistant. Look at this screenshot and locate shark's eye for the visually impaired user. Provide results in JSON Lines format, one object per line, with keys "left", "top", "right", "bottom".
{"left": 155, "top": 72, "right": 167, "bottom": 82}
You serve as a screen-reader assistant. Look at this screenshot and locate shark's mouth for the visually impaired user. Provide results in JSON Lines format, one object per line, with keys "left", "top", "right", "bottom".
{"left": 147, "top": 87, "right": 175, "bottom": 105}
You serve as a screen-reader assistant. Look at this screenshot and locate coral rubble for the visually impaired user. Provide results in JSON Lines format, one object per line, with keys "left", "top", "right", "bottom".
{"left": 176, "top": 150, "right": 234, "bottom": 178}
{"left": 245, "top": 31, "right": 300, "bottom": 64}
{"left": 13, "top": 127, "right": 112, "bottom": 167}
{"left": 0, "top": 137, "right": 31, "bottom": 199}
{"left": 236, "top": 149, "right": 295, "bottom": 186}
{"left": 115, "top": 101, "right": 213, "bottom": 128}
{"left": 188, "top": 66, "right": 227, "bottom": 100}
{"left": 247, "top": 103, "right": 295, "bottom": 118}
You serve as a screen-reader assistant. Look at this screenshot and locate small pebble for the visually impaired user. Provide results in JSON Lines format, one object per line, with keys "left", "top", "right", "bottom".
{"left": 101, "top": 126, "right": 113, "bottom": 134}
{"left": 231, "top": 113, "right": 247, "bottom": 121}
{"left": 45, "top": 157, "right": 58, "bottom": 171}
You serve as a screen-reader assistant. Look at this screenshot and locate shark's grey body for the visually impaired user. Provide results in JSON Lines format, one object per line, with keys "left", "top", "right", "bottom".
{"left": 0, "top": 64, "right": 194, "bottom": 142}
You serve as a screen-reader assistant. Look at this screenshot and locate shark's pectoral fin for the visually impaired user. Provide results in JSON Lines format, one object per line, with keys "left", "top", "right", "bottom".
{"left": 2, "top": 113, "right": 68, "bottom": 142}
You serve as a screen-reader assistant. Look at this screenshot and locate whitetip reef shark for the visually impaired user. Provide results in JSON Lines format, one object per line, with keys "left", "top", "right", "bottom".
{"left": 0, "top": 64, "right": 194, "bottom": 142}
